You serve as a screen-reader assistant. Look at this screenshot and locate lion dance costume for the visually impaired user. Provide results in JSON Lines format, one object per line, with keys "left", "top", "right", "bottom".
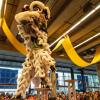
{"left": 14, "top": 1, "right": 55, "bottom": 98}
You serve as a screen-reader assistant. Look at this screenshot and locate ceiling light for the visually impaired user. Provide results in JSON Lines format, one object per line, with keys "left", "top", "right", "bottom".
{"left": 74, "top": 32, "right": 100, "bottom": 49}
{"left": 0, "top": 0, "right": 3, "bottom": 18}
{"left": 0, "top": 0, "right": 3, "bottom": 16}
{"left": 50, "top": 3, "right": 100, "bottom": 47}
{"left": 59, "top": 54, "right": 64, "bottom": 57}
{"left": 0, "top": 0, "right": 7, "bottom": 18}
{"left": 0, "top": 0, "right": 3, "bottom": 10}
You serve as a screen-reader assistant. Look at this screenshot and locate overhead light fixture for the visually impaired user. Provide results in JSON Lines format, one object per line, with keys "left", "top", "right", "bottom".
{"left": 0, "top": 0, "right": 7, "bottom": 18}
{"left": 74, "top": 32, "right": 100, "bottom": 49}
{"left": 0, "top": 0, "right": 3, "bottom": 10}
{"left": 50, "top": 3, "right": 100, "bottom": 47}
{"left": 0, "top": 0, "right": 3, "bottom": 17}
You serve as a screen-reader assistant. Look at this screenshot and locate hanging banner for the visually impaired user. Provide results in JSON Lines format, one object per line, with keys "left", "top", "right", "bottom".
{"left": 52, "top": 38, "right": 64, "bottom": 51}
{"left": 62, "top": 36, "right": 100, "bottom": 67}
{"left": 53, "top": 36, "right": 100, "bottom": 67}
{"left": 0, "top": 18, "right": 26, "bottom": 55}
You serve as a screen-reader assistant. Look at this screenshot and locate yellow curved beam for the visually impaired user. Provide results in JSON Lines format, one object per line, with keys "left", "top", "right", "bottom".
{"left": 53, "top": 35, "right": 100, "bottom": 67}
{"left": 0, "top": 18, "right": 26, "bottom": 55}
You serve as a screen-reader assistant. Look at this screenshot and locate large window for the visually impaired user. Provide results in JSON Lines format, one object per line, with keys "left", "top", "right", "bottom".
{"left": 74, "top": 70, "right": 100, "bottom": 91}
{"left": 57, "top": 72, "right": 64, "bottom": 86}
{"left": 56, "top": 71, "right": 71, "bottom": 93}
{"left": 0, "top": 68, "right": 18, "bottom": 89}
{"left": 74, "top": 73, "right": 82, "bottom": 90}
{"left": 64, "top": 73, "right": 71, "bottom": 86}
{"left": 85, "top": 74, "right": 99, "bottom": 91}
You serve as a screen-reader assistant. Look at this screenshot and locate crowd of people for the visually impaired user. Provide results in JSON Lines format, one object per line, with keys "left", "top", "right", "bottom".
{"left": 0, "top": 92, "right": 12, "bottom": 100}
{"left": 0, "top": 91, "right": 100, "bottom": 100}
{"left": 56, "top": 91, "right": 100, "bottom": 100}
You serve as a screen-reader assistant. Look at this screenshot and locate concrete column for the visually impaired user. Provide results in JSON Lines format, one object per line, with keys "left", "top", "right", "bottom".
{"left": 96, "top": 62, "right": 100, "bottom": 85}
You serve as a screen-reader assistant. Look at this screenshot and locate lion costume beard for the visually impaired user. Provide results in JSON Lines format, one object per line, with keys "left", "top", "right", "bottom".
{"left": 14, "top": 1, "right": 55, "bottom": 97}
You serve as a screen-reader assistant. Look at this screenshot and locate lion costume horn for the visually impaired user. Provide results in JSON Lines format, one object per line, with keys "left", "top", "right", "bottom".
{"left": 30, "top": 1, "right": 50, "bottom": 19}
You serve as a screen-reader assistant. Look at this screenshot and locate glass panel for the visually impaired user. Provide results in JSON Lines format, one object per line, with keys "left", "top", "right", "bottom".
{"left": 74, "top": 73, "right": 82, "bottom": 90}
{"left": 58, "top": 80, "right": 64, "bottom": 85}
{"left": 63, "top": 73, "right": 71, "bottom": 80}
{"left": 58, "top": 76, "right": 64, "bottom": 81}
{"left": 57, "top": 72, "right": 63, "bottom": 76}
{"left": 0, "top": 68, "right": 18, "bottom": 89}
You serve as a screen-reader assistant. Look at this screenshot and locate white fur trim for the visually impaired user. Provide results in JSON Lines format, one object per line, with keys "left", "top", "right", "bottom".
{"left": 15, "top": 11, "right": 40, "bottom": 23}
{"left": 45, "top": 6, "right": 50, "bottom": 19}
{"left": 30, "top": 1, "right": 45, "bottom": 11}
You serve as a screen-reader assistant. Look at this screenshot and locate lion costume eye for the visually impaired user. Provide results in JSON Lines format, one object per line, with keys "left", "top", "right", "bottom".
{"left": 33, "top": 5, "right": 41, "bottom": 11}
{"left": 22, "top": 4, "right": 30, "bottom": 11}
